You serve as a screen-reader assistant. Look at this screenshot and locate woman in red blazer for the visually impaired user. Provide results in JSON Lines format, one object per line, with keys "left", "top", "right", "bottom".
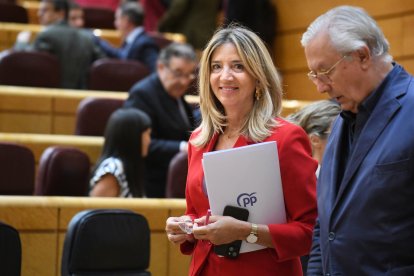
{"left": 166, "top": 25, "right": 317, "bottom": 275}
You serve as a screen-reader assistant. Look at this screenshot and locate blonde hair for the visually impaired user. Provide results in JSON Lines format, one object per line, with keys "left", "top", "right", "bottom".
{"left": 192, "top": 25, "right": 283, "bottom": 148}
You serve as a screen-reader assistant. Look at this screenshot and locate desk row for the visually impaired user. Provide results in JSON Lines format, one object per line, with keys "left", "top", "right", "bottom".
{"left": 0, "top": 85, "right": 309, "bottom": 134}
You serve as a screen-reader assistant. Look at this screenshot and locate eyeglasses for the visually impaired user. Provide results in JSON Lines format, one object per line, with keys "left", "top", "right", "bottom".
{"left": 307, "top": 55, "right": 348, "bottom": 84}
{"left": 166, "top": 65, "right": 196, "bottom": 81}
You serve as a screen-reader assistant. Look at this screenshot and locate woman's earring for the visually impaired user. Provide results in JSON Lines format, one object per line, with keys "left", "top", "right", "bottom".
{"left": 255, "top": 88, "right": 261, "bottom": 101}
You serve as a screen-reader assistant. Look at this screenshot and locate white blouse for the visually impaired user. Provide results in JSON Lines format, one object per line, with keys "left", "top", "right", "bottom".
{"left": 90, "top": 157, "right": 131, "bottom": 197}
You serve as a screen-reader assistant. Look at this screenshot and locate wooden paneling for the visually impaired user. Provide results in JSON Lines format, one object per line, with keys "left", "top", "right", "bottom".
{"left": 151, "top": 233, "right": 169, "bottom": 276}
{"left": 0, "top": 113, "right": 51, "bottom": 133}
{"left": 274, "top": 0, "right": 414, "bottom": 33}
{"left": 168, "top": 242, "right": 190, "bottom": 276}
{"left": 282, "top": 73, "right": 328, "bottom": 101}
{"left": 0, "top": 206, "right": 57, "bottom": 229}
{"left": 399, "top": 59, "right": 414, "bottom": 73}
{"left": 0, "top": 22, "right": 122, "bottom": 51}
{"left": 0, "top": 20, "right": 186, "bottom": 52}
{"left": 21, "top": 233, "right": 58, "bottom": 276}
{"left": 0, "top": 86, "right": 309, "bottom": 136}
{"left": 0, "top": 133, "right": 103, "bottom": 167}
{"left": 0, "top": 196, "right": 189, "bottom": 276}
{"left": 22, "top": 1, "right": 40, "bottom": 25}
{"left": 0, "top": 85, "right": 127, "bottom": 134}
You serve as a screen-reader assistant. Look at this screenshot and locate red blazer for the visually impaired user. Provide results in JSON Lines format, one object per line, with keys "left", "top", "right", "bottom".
{"left": 181, "top": 118, "right": 318, "bottom": 275}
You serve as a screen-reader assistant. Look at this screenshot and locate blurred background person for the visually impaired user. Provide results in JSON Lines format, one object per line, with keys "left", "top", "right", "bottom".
{"left": 14, "top": 0, "right": 105, "bottom": 89}
{"left": 90, "top": 108, "right": 152, "bottom": 197}
{"left": 94, "top": 1, "right": 159, "bottom": 72}
{"left": 68, "top": 2, "right": 85, "bottom": 28}
{"left": 287, "top": 100, "right": 341, "bottom": 175}
{"left": 124, "top": 42, "right": 198, "bottom": 198}
{"left": 158, "top": 0, "right": 221, "bottom": 54}
{"left": 13, "top": 0, "right": 69, "bottom": 48}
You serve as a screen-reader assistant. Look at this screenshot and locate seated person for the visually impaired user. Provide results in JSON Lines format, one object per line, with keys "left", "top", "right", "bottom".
{"left": 14, "top": 0, "right": 105, "bottom": 89}
{"left": 124, "top": 42, "right": 198, "bottom": 198}
{"left": 90, "top": 108, "right": 152, "bottom": 197}
{"left": 68, "top": 2, "right": 84, "bottom": 28}
{"left": 94, "top": 1, "right": 159, "bottom": 72}
{"left": 287, "top": 100, "right": 341, "bottom": 171}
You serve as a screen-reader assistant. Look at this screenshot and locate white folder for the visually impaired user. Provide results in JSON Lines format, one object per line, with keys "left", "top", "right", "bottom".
{"left": 203, "top": 141, "right": 286, "bottom": 253}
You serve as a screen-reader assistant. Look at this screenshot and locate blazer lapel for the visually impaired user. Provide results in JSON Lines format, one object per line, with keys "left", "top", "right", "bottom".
{"left": 333, "top": 68, "right": 409, "bottom": 209}
{"left": 125, "top": 31, "right": 144, "bottom": 59}
{"left": 320, "top": 117, "right": 345, "bottom": 218}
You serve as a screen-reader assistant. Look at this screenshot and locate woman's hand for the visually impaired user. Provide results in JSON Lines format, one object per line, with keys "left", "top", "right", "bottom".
{"left": 192, "top": 215, "right": 250, "bottom": 245}
{"left": 165, "top": 216, "right": 195, "bottom": 245}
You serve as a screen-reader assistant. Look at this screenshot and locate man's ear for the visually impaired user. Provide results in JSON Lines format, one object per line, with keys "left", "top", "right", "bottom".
{"left": 309, "top": 134, "right": 322, "bottom": 150}
{"left": 356, "top": 46, "right": 371, "bottom": 69}
{"left": 157, "top": 62, "right": 165, "bottom": 73}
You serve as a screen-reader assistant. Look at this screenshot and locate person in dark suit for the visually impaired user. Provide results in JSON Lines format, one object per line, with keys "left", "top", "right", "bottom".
{"left": 301, "top": 5, "right": 414, "bottom": 275}
{"left": 124, "top": 42, "right": 198, "bottom": 198}
{"left": 14, "top": 0, "right": 104, "bottom": 89}
{"left": 95, "top": 2, "right": 159, "bottom": 72}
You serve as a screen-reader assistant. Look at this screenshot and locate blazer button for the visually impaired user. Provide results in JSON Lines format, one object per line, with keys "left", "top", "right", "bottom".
{"left": 328, "top": 232, "right": 335, "bottom": 241}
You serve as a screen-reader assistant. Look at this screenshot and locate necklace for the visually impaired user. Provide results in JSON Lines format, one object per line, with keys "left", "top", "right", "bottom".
{"left": 223, "top": 130, "right": 240, "bottom": 139}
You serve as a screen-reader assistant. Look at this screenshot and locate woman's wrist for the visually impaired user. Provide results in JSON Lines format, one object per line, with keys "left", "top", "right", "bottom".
{"left": 238, "top": 220, "right": 253, "bottom": 240}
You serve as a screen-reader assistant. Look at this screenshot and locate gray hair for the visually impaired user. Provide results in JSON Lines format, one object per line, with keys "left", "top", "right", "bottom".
{"left": 158, "top": 42, "right": 197, "bottom": 66}
{"left": 301, "top": 6, "right": 392, "bottom": 63}
{"left": 287, "top": 100, "right": 341, "bottom": 139}
{"left": 119, "top": 2, "right": 144, "bottom": 26}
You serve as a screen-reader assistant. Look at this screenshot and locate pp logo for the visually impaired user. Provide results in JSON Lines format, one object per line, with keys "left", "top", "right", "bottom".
{"left": 237, "top": 192, "right": 257, "bottom": 207}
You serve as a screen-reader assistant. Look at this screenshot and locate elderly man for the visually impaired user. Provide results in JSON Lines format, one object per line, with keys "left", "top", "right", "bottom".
{"left": 124, "top": 42, "right": 198, "bottom": 198}
{"left": 301, "top": 5, "right": 414, "bottom": 275}
{"left": 95, "top": 2, "right": 159, "bottom": 72}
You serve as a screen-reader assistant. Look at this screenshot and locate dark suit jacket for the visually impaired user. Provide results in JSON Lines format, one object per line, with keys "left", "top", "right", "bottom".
{"left": 33, "top": 21, "right": 104, "bottom": 89}
{"left": 97, "top": 30, "right": 159, "bottom": 72}
{"left": 308, "top": 64, "right": 414, "bottom": 275}
{"left": 124, "top": 73, "right": 196, "bottom": 197}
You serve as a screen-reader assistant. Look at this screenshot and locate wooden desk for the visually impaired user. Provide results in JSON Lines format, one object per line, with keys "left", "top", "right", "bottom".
{"left": 0, "top": 85, "right": 127, "bottom": 134}
{"left": 0, "top": 196, "right": 189, "bottom": 276}
{"left": 0, "top": 85, "right": 309, "bottom": 134}
{"left": 0, "top": 85, "right": 200, "bottom": 135}
{"left": 21, "top": 1, "right": 40, "bottom": 25}
{"left": 0, "top": 22, "right": 122, "bottom": 51}
{"left": 0, "top": 21, "right": 186, "bottom": 52}
{"left": 0, "top": 132, "right": 103, "bottom": 167}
